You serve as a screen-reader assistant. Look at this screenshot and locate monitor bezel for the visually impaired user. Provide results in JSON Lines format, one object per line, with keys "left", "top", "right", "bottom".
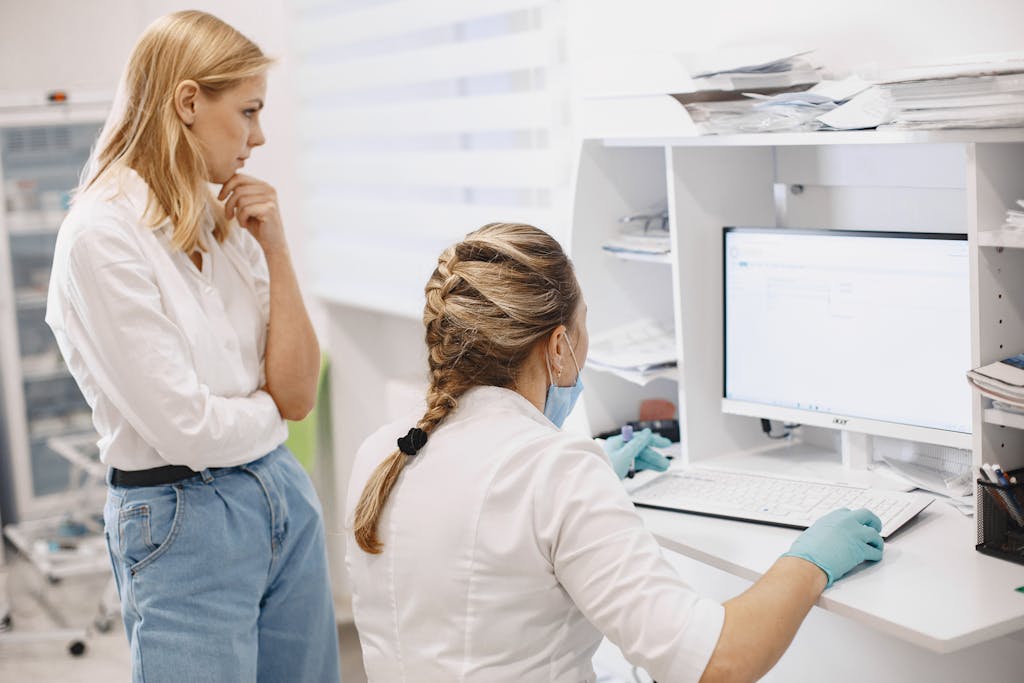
{"left": 721, "top": 226, "right": 971, "bottom": 450}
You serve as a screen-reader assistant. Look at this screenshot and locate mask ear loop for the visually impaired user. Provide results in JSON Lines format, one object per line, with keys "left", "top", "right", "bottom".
{"left": 546, "top": 348, "right": 561, "bottom": 388}
{"left": 547, "top": 332, "right": 579, "bottom": 389}
{"left": 565, "top": 337, "right": 581, "bottom": 376}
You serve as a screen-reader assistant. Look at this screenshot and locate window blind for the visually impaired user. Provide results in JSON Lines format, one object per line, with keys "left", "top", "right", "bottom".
{"left": 290, "top": 0, "right": 571, "bottom": 319}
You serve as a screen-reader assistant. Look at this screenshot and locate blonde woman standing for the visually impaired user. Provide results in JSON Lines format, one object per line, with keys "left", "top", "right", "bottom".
{"left": 46, "top": 12, "right": 340, "bottom": 682}
{"left": 346, "top": 223, "right": 884, "bottom": 682}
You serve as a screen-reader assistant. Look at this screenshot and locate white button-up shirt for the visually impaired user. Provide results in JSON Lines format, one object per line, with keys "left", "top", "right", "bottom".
{"left": 346, "top": 386, "right": 724, "bottom": 683}
{"left": 46, "top": 168, "right": 286, "bottom": 471}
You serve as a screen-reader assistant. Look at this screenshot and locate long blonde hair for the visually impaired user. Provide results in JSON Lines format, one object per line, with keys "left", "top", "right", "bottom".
{"left": 353, "top": 223, "right": 582, "bottom": 554}
{"left": 84, "top": 10, "right": 272, "bottom": 252}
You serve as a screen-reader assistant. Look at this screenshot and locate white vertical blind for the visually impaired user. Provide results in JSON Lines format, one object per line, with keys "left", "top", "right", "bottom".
{"left": 290, "top": 0, "right": 571, "bottom": 319}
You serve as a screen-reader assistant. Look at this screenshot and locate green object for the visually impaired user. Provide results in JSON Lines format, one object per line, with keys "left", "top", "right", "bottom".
{"left": 285, "top": 354, "right": 330, "bottom": 473}
{"left": 1016, "top": 586, "right": 1024, "bottom": 594}
{"left": 783, "top": 508, "right": 884, "bottom": 588}
{"left": 602, "top": 428, "right": 671, "bottom": 480}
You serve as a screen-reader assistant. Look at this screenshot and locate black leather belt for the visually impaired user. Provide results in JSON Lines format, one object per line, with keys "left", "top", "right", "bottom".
{"left": 109, "top": 464, "right": 205, "bottom": 487}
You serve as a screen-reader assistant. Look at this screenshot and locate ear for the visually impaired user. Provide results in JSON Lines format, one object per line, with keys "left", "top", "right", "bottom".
{"left": 173, "top": 80, "right": 201, "bottom": 127}
{"left": 544, "top": 324, "right": 569, "bottom": 378}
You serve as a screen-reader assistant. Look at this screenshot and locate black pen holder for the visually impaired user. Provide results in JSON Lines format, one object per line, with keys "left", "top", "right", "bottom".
{"left": 976, "top": 468, "right": 1024, "bottom": 566}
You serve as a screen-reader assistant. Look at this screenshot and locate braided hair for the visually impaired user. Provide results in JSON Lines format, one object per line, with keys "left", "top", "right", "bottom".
{"left": 352, "top": 223, "right": 580, "bottom": 553}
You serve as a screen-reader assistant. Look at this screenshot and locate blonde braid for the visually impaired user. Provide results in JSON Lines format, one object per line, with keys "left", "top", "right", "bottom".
{"left": 353, "top": 247, "right": 472, "bottom": 553}
{"left": 353, "top": 223, "right": 580, "bottom": 554}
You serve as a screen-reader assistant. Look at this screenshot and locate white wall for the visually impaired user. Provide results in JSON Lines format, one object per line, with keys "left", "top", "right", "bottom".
{"left": 569, "top": 0, "right": 1024, "bottom": 95}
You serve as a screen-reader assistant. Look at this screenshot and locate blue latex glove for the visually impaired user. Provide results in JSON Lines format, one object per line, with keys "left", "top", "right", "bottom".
{"left": 601, "top": 428, "right": 671, "bottom": 480}
{"left": 783, "top": 508, "right": 884, "bottom": 588}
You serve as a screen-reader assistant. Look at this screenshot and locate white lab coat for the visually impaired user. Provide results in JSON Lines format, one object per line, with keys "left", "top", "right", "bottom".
{"left": 346, "top": 385, "right": 724, "bottom": 683}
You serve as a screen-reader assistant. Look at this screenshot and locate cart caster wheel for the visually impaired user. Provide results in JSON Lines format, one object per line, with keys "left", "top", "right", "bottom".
{"left": 94, "top": 616, "right": 113, "bottom": 633}
{"left": 0, "top": 614, "right": 11, "bottom": 632}
{"left": 69, "top": 640, "right": 86, "bottom": 657}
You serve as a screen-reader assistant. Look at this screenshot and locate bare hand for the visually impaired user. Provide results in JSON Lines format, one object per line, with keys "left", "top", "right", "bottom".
{"left": 219, "top": 174, "right": 286, "bottom": 251}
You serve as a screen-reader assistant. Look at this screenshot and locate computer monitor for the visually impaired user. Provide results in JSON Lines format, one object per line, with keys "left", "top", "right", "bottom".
{"left": 722, "top": 227, "right": 972, "bottom": 449}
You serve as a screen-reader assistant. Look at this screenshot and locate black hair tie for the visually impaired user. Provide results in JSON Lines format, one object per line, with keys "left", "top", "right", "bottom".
{"left": 397, "top": 428, "right": 428, "bottom": 456}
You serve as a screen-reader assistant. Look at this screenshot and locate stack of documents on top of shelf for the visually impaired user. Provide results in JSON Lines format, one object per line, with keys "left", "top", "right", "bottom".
{"left": 671, "top": 46, "right": 823, "bottom": 135}
{"left": 966, "top": 352, "right": 1024, "bottom": 409}
{"left": 681, "top": 77, "right": 874, "bottom": 135}
{"left": 680, "top": 46, "right": 821, "bottom": 94}
{"left": 877, "top": 53, "right": 1024, "bottom": 130}
{"left": 587, "top": 319, "right": 677, "bottom": 386}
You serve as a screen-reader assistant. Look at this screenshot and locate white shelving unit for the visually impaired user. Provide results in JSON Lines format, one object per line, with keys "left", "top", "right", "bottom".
{"left": 569, "top": 128, "right": 1024, "bottom": 659}
{"left": 0, "top": 106, "right": 105, "bottom": 525}
{"left": 571, "top": 128, "right": 1024, "bottom": 497}
{"left": 983, "top": 406, "right": 1024, "bottom": 430}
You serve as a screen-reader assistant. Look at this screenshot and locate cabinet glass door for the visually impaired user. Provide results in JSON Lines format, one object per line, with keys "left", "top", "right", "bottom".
{"left": 3, "top": 122, "right": 101, "bottom": 501}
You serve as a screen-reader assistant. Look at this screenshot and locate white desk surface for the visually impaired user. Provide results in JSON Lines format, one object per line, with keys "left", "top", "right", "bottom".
{"left": 629, "top": 448, "right": 1024, "bottom": 654}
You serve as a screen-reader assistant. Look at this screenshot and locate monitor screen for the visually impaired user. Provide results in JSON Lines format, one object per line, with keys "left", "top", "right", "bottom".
{"left": 723, "top": 227, "right": 971, "bottom": 436}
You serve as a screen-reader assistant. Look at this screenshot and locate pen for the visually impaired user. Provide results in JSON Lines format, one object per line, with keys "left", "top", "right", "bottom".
{"left": 994, "top": 464, "right": 1024, "bottom": 515}
{"left": 981, "top": 463, "right": 1002, "bottom": 485}
{"left": 622, "top": 424, "right": 635, "bottom": 479}
{"left": 984, "top": 463, "right": 1024, "bottom": 526}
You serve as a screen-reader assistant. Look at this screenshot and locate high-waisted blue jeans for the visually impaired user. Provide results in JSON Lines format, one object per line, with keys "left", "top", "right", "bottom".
{"left": 104, "top": 445, "right": 341, "bottom": 682}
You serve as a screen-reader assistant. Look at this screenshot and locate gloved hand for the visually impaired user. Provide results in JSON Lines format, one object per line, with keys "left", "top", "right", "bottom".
{"left": 601, "top": 428, "right": 671, "bottom": 480}
{"left": 783, "top": 508, "right": 884, "bottom": 588}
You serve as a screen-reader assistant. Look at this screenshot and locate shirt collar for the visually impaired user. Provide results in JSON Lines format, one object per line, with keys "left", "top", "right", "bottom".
{"left": 452, "top": 385, "right": 556, "bottom": 430}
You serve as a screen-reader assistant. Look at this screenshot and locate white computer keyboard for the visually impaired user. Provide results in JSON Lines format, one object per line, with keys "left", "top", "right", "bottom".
{"left": 630, "top": 468, "right": 934, "bottom": 538}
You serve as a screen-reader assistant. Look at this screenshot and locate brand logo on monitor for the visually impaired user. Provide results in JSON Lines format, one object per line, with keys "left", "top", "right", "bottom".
{"left": 832, "top": 418, "right": 848, "bottom": 425}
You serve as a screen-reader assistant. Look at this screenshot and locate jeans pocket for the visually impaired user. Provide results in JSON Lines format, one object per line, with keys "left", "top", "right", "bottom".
{"left": 116, "top": 485, "right": 185, "bottom": 575}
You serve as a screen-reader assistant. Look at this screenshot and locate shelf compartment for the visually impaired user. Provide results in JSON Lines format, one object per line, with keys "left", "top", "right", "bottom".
{"left": 4, "top": 210, "right": 65, "bottom": 235}
{"left": 983, "top": 407, "right": 1024, "bottom": 430}
{"left": 15, "top": 290, "right": 48, "bottom": 308}
{"left": 604, "top": 249, "right": 673, "bottom": 265}
{"left": 22, "top": 365, "right": 71, "bottom": 383}
{"left": 977, "top": 230, "right": 1024, "bottom": 249}
{"left": 586, "top": 362, "right": 679, "bottom": 386}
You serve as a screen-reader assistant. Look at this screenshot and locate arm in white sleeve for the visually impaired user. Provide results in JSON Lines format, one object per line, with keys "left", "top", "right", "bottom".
{"left": 534, "top": 440, "right": 725, "bottom": 683}
{"left": 60, "top": 227, "right": 282, "bottom": 469}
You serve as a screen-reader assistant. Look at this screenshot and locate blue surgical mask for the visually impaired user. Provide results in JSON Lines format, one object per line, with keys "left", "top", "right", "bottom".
{"left": 543, "top": 337, "right": 584, "bottom": 428}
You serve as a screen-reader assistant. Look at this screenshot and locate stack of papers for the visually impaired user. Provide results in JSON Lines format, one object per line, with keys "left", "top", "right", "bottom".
{"left": 671, "top": 46, "right": 828, "bottom": 135}
{"left": 815, "top": 86, "right": 893, "bottom": 131}
{"left": 602, "top": 210, "right": 670, "bottom": 259}
{"left": 754, "top": 77, "right": 877, "bottom": 131}
{"left": 874, "top": 453, "right": 973, "bottom": 499}
{"left": 601, "top": 230, "right": 671, "bottom": 257}
{"left": 681, "top": 77, "right": 874, "bottom": 135}
{"left": 586, "top": 319, "right": 677, "bottom": 386}
{"left": 681, "top": 47, "right": 821, "bottom": 93}
{"left": 1003, "top": 199, "right": 1024, "bottom": 230}
{"left": 878, "top": 54, "right": 1024, "bottom": 130}
{"left": 967, "top": 353, "right": 1024, "bottom": 408}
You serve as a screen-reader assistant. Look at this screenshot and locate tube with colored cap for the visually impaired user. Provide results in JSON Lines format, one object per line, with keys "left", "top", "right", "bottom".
{"left": 622, "top": 424, "right": 635, "bottom": 478}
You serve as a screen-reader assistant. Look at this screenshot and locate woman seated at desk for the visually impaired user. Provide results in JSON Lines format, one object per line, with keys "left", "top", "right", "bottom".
{"left": 345, "top": 222, "right": 884, "bottom": 683}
